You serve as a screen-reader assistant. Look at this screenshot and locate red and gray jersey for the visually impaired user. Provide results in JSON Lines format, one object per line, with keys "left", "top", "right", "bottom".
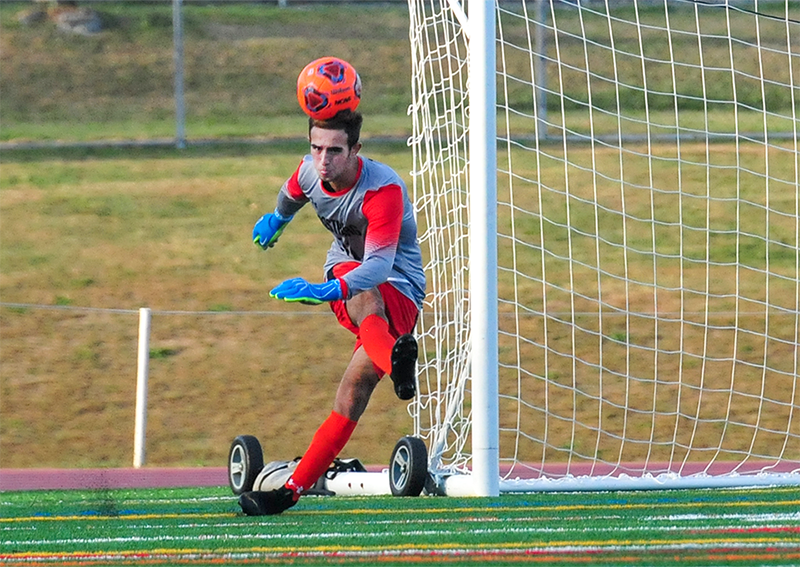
{"left": 274, "top": 155, "right": 426, "bottom": 309}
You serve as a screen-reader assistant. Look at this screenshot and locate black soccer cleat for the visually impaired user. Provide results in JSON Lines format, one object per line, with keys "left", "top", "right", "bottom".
{"left": 238, "top": 486, "right": 297, "bottom": 516}
{"left": 390, "top": 334, "right": 418, "bottom": 400}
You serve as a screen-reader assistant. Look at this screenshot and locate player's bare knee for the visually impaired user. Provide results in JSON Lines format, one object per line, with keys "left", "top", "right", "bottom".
{"left": 346, "top": 288, "right": 386, "bottom": 326}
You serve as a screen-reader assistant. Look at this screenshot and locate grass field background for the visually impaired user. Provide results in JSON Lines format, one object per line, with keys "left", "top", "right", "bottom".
{"left": 0, "top": 143, "right": 419, "bottom": 470}
{"left": 3, "top": 484, "right": 800, "bottom": 566}
{"left": 2, "top": 4, "right": 800, "bottom": 563}
{"left": 2, "top": 2, "right": 799, "bottom": 473}
{"left": 3, "top": 139, "right": 796, "bottom": 471}
{"left": 0, "top": 488, "right": 800, "bottom": 566}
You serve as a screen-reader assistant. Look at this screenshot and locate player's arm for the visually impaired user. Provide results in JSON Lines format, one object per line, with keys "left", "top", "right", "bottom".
{"left": 270, "top": 185, "right": 402, "bottom": 305}
{"left": 338, "top": 184, "right": 403, "bottom": 295}
{"left": 252, "top": 164, "right": 308, "bottom": 249}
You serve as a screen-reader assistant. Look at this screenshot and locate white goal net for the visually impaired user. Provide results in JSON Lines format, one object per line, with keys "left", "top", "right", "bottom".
{"left": 408, "top": 0, "right": 800, "bottom": 493}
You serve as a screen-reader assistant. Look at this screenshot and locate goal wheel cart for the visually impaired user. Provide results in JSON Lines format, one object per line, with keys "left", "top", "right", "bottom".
{"left": 227, "top": 434, "right": 429, "bottom": 497}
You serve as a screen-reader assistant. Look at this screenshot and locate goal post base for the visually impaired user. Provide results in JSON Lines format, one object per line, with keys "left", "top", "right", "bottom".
{"left": 431, "top": 472, "right": 800, "bottom": 495}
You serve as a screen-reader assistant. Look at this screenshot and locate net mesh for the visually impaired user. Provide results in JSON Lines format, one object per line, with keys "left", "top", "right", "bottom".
{"left": 408, "top": 0, "right": 800, "bottom": 487}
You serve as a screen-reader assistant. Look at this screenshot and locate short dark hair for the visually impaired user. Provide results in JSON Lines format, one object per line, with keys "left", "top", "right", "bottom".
{"left": 308, "top": 110, "right": 363, "bottom": 149}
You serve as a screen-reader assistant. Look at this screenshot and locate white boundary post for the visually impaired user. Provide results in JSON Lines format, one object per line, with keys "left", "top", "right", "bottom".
{"left": 468, "top": 0, "right": 500, "bottom": 497}
{"left": 133, "top": 307, "right": 151, "bottom": 468}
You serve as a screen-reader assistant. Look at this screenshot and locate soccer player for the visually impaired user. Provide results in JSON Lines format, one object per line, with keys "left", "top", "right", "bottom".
{"left": 239, "top": 110, "right": 426, "bottom": 515}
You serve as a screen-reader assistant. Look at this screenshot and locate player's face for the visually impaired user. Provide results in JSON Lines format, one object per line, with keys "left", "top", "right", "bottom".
{"left": 309, "top": 127, "right": 361, "bottom": 189}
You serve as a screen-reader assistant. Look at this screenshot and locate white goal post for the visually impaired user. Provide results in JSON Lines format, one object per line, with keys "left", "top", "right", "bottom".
{"left": 407, "top": 0, "right": 800, "bottom": 496}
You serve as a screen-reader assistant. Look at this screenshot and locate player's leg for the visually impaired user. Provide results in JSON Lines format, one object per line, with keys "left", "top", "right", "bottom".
{"left": 326, "top": 263, "right": 419, "bottom": 397}
{"left": 239, "top": 280, "right": 418, "bottom": 516}
{"left": 349, "top": 287, "right": 394, "bottom": 375}
{"left": 239, "top": 350, "right": 377, "bottom": 516}
{"left": 282, "top": 289, "right": 413, "bottom": 501}
{"left": 285, "top": 348, "right": 377, "bottom": 496}
{"left": 346, "top": 286, "right": 418, "bottom": 400}
{"left": 332, "top": 345, "right": 382, "bottom": 420}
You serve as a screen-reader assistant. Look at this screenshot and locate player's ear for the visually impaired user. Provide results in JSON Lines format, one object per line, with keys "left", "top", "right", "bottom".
{"left": 351, "top": 142, "right": 362, "bottom": 155}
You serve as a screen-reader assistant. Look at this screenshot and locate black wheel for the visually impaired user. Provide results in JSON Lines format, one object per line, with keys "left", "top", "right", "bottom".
{"left": 389, "top": 436, "right": 428, "bottom": 497}
{"left": 228, "top": 435, "right": 263, "bottom": 495}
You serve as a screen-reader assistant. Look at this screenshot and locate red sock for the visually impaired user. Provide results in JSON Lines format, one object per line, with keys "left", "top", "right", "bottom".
{"left": 359, "top": 314, "right": 395, "bottom": 376}
{"left": 286, "top": 411, "right": 357, "bottom": 499}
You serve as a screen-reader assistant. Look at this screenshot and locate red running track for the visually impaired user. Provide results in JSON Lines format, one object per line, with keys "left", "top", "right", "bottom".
{"left": 4, "top": 461, "right": 797, "bottom": 492}
{"left": 0, "top": 465, "right": 387, "bottom": 492}
{"left": 0, "top": 468, "right": 229, "bottom": 491}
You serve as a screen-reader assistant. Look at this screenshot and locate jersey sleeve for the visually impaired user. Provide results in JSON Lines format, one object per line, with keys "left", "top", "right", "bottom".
{"left": 275, "top": 160, "right": 310, "bottom": 218}
{"left": 339, "top": 184, "right": 404, "bottom": 297}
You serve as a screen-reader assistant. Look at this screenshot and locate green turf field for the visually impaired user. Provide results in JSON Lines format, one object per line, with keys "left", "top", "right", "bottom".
{"left": 3, "top": 485, "right": 800, "bottom": 566}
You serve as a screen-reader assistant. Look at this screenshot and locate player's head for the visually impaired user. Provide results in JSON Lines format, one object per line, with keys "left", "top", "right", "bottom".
{"left": 308, "top": 109, "right": 363, "bottom": 150}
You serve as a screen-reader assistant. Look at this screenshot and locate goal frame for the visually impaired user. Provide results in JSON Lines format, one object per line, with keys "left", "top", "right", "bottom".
{"left": 410, "top": 0, "right": 800, "bottom": 496}
{"left": 467, "top": 0, "right": 501, "bottom": 498}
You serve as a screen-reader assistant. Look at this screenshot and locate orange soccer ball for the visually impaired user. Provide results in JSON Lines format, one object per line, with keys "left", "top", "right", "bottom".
{"left": 296, "top": 57, "right": 362, "bottom": 120}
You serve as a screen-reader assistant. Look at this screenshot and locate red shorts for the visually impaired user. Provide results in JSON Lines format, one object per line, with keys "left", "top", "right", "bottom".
{"left": 328, "top": 262, "right": 419, "bottom": 352}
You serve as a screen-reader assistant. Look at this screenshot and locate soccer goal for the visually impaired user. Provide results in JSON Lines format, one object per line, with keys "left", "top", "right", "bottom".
{"left": 407, "top": 0, "right": 800, "bottom": 496}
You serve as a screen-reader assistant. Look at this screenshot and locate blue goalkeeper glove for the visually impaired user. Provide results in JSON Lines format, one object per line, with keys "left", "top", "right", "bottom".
{"left": 269, "top": 277, "right": 344, "bottom": 305}
{"left": 253, "top": 210, "right": 293, "bottom": 250}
